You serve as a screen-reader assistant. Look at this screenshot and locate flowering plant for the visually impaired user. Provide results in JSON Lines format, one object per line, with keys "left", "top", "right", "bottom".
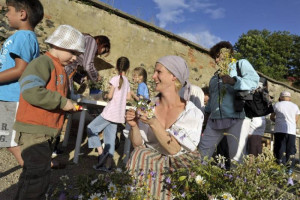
{"left": 165, "top": 147, "right": 299, "bottom": 200}
{"left": 135, "top": 97, "right": 155, "bottom": 119}
{"left": 217, "top": 48, "right": 236, "bottom": 102}
{"left": 47, "top": 168, "right": 152, "bottom": 200}
{"left": 217, "top": 48, "right": 233, "bottom": 76}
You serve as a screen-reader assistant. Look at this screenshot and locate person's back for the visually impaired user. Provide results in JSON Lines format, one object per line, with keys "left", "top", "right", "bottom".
{"left": 271, "top": 91, "right": 300, "bottom": 171}
{"left": 87, "top": 56, "right": 131, "bottom": 172}
{"left": 0, "top": 0, "right": 43, "bottom": 166}
{"left": 101, "top": 74, "right": 130, "bottom": 123}
{"left": 273, "top": 100, "right": 299, "bottom": 134}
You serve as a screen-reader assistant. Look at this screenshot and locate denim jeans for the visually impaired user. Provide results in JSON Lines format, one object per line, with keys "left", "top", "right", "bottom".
{"left": 87, "top": 115, "right": 118, "bottom": 156}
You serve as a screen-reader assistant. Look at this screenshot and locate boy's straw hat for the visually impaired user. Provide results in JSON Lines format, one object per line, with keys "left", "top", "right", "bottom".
{"left": 45, "top": 25, "right": 85, "bottom": 53}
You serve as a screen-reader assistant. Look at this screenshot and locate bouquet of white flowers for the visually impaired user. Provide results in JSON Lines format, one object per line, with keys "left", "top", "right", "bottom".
{"left": 135, "top": 97, "right": 155, "bottom": 119}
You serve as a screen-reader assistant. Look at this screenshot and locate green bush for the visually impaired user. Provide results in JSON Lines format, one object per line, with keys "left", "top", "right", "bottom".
{"left": 47, "top": 148, "right": 299, "bottom": 200}
{"left": 165, "top": 147, "right": 299, "bottom": 200}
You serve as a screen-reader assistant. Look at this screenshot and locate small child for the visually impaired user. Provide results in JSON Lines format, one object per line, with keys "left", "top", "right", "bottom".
{"left": 87, "top": 57, "right": 131, "bottom": 171}
{"left": 0, "top": 0, "right": 44, "bottom": 167}
{"left": 13, "top": 25, "right": 85, "bottom": 199}
{"left": 131, "top": 67, "right": 149, "bottom": 100}
{"left": 123, "top": 67, "right": 149, "bottom": 164}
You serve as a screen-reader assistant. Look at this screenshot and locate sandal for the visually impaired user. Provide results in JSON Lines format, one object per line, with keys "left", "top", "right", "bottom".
{"left": 98, "top": 154, "right": 113, "bottom": 172}
{"left": 93, "top": 152, "right": 109, "bottom": 170}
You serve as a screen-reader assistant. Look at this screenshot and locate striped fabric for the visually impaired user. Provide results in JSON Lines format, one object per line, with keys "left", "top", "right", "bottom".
{"left": 65, "top": 34, "right": 99, "bottom": 81}
{"left": 126, "top": 147, "right": 201, "bottom": 200}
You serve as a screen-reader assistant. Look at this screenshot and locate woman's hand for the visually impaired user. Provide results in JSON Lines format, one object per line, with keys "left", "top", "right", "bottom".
{"left": 126, "top": 108, "right": 138, "bottom": 127}
{"left": 136, "top": 108, "right": 156, "bottom": 126}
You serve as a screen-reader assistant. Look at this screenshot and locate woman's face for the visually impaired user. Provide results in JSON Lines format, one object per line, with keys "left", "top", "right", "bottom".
{"left": 152, "top": 63, "right": 176, "bottom": 92}
{"left": 97, "top": 47, "right": 109, "bottom": 57}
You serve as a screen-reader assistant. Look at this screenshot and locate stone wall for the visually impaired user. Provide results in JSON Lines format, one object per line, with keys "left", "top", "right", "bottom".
{"left": 1, "top": 0, "right": 215, "bottom": 91}
{"left": 0, "top": 0, "right": 299, "bottom": 108}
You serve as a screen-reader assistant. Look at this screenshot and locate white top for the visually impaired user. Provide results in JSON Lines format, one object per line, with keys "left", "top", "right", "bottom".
{"left": 273, "top": 101, "right": 300, "bottom": 135}
{"left": 101, "top": 75, "right": 130, "bottom": 123}
{"left": 180, "top": 84, "right": 205, "bottom": 113}
{"left": 138, "top": 101, "right": 203, "bottom": 156}
{"left": 248, "top": 116, "right": 266, "bottom": 136}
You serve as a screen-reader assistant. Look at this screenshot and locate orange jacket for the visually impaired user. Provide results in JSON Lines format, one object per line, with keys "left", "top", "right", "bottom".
{"left": 14, "top": 52, "right": 68, "bottom": 136}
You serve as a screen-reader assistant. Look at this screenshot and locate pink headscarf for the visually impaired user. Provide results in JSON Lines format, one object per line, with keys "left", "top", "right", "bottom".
{"left": 157, "top": 55, "right": 191, "bottom": 101}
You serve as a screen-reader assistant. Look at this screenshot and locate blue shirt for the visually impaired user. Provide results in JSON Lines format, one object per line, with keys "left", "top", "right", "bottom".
{"left": 0, "top": 30, "right": 39, "bottom": 102}
{"left": 205, "top": 59, "right": 259, "bottom": 119}
{"left": 137, "top": 82, "right": 149, "bottom": 99}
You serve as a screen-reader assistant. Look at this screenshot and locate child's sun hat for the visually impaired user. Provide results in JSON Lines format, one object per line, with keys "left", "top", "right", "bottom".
{"left": 45, "top": 25, "right": 85, "bottom": 53}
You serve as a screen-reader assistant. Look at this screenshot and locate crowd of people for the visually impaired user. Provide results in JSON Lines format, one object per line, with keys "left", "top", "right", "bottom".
{"left": 0, "top": 0, "right": 299, "bottom": 199}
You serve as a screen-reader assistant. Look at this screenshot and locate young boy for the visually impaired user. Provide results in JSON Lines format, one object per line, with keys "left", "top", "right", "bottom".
{"left": 13, "top": 25, "right": 85, "bottom": 200}
{"left": 0, "top": 0, "right": 44, "bottom": 166}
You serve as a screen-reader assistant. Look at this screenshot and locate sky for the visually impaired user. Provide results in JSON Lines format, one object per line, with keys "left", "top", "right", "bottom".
{"left": 98, "top": 0, "right": 300, "bottom": 49}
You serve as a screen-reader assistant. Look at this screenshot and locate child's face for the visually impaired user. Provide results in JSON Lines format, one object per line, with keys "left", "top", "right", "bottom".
{"left": 5, "top": 6, "right": 22, "bottom": 29}
{"left": 55, "top": 49, "right": 78, "bottom": 66}
{"left": 132, "top": 73, "right": 142, "bottom": 83}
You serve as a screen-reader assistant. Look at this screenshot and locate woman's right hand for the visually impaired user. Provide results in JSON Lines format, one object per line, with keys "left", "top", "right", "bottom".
{"left": 125, "top": 108, "right": 138, "bottom": 127}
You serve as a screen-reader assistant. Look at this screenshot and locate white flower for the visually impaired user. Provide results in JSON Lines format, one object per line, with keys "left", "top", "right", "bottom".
{"left": 59, "top": 175, "right": 69, "bottom": 181}
{"left": 108, "top": 182, "right": 117, "bottom": 194}
{"left": 90, "top": 179, "right": 98, "bottom": 186}
{"left": 221, "top": 192, "right": 234, "bottom": 200}
{"left": 124, "top": 184, "right": 134, "bottom": 193}
{"left": 77, "top": 194, "right": 83, "bottom": 200}
{"left": 88, "top": 192, "right": 101, "bottom": 200}
{"left": 115, "top": 168, "right": 122, "bottom": 172}
{"left": 195, "top": 175, "right": 206, "bottom": 185}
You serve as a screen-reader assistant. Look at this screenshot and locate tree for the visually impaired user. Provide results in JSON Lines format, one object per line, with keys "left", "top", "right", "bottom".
{"left": 234, "top": 29, "right": 300, "bottom": 81}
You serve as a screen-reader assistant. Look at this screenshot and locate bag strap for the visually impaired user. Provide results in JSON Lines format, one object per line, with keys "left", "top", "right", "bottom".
{"left": 236, "top": 61, "right": 242, "bottom": 78}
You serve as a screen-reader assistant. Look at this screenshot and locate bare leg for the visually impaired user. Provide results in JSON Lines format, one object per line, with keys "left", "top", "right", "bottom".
{"left": 7, "top": 146, "right": 24, "bottom": 167}
{"left": 97, "top": 146, "right": 103, "bottom": 155}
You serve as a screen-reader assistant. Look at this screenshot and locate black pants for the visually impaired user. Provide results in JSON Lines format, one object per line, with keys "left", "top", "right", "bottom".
{"left": 216, "top": 136, "right": 231, "bottom": 169}
{"left": 247, "top": 135, "right": 262, "bottom": 156}
{"left": 14, "top": 133, "right": 53, "bottom": 200}
{"left": 273, "top": 133, "right": 296, "bottom": 165}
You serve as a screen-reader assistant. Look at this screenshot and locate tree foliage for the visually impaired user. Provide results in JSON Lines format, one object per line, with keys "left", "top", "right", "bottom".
{"left": 234, "top": 29, "right": 300, "bottom": 82}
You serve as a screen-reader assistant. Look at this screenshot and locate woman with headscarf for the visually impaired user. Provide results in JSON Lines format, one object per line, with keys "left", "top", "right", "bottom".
{"left": 125, "top": 55, "right": 203, "bottom": 199}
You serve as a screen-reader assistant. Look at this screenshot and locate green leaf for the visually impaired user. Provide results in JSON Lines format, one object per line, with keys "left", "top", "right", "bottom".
{"left": 178, "top": 176, "right": 187, "bottom": 181}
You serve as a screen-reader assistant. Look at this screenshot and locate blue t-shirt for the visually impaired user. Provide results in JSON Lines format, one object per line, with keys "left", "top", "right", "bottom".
{"left": 137, "top": 82, "right": 149, "bottom": 99}
{"left": 0, "top": 30, "right": 39, "bottom": 102}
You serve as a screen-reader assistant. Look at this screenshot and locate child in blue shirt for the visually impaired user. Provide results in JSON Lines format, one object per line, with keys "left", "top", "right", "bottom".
{"left": 131, "top": 67, "right": 149, "bottom": 100}
{"left": 123, "top": 67, "right": 149, "bottom": 164}
{"left": 0, "top": 0, "right": 44, "bottom": 166}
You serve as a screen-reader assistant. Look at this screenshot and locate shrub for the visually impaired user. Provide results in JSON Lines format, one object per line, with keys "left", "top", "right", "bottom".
{"left": 165, "top": 147, "right": 299, "bottom": 200}
{"left": 47, "top": 168, "right": 152, "bottom": 200}
{"left": 47, "top": 148, "right": 299, "bottom": 200}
